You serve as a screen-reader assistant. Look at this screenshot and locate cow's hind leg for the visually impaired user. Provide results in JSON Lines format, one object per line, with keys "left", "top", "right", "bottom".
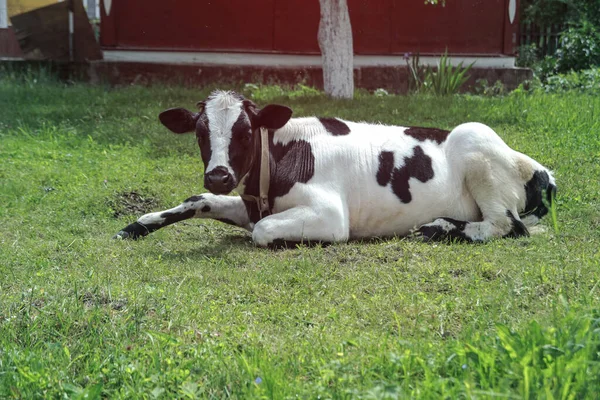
{"left": 113, "top": 194, "right": 251, "bottom": 239}
{"left": 416, "top": 154, "right": 529, "bottom": 243}
{"left": 520, "top": 170, "right": 556, "bottom": 227}
{"left": 416, "top": 211, "right": 528, "bottom": 243}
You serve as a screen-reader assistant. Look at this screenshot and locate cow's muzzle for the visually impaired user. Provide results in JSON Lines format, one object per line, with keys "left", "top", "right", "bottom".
{"left": 204, "top": 166, "right": 236, "bottom": 195}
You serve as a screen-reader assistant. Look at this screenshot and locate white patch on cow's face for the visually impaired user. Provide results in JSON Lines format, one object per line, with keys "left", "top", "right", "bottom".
{"left": 204, "top": 91, "right": 244, "bottom": 176}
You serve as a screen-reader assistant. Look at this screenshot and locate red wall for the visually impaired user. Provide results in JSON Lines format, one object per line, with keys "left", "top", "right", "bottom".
{"left": 101, "top": 0, "right": 519, "bottom": 55}
{"left": 0, "top": 28, "right": 24, "bottom": 58}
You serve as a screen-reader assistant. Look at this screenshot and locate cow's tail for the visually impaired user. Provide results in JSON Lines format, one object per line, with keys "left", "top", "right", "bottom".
{"left": 520, "top": 168, "right": 557, "bottom": 228}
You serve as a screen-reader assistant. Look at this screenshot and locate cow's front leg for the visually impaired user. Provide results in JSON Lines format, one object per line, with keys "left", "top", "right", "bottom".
{"left": 251, "top": 205, "right": 348, "bottom": 247}
{"left": 113, "top": 194, "right": 251, "bottom": 239}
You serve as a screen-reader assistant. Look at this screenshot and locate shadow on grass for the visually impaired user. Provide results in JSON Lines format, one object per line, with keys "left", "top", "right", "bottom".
{"left": 148, "top": 230, "right": 478, "bottom": 264}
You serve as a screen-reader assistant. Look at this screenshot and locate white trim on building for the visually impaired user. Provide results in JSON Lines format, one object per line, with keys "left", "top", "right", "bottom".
{"left": 102, "top": 50, "right": 516, "bottom": 68}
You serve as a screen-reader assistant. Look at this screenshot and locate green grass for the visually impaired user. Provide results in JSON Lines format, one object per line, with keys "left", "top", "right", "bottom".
{"left": 1, "top": 75, "right": 599, "bottom": 399}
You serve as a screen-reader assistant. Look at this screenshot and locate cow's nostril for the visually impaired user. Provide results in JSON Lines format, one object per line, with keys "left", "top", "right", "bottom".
{"left": 221, "top": 174, "right": 231, "bottom": 184}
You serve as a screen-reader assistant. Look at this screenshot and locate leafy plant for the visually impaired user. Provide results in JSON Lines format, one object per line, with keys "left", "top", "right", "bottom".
{"left": 543, "top": 67, "right": 600, "bottom": 93}
{"left": 519, "top": 0, "right": 600, "bottom": 68}
{"left": 243, "top": 83, "right": 323, "bottom": 102}
{"left": 405, "top": 52, "right": 427, "bottom": 93}
{"left": 517, "top": 43, "right": 541, "bottom": 68}
{"left": 536, "top": 55, "right": 559, "bottom": 82}
{"left": 521, "top": 0, "right": 600, "bottom": 27}
{"left": 423, "top": 51, "right": 474, "bottom": 95}
{"left": 404, "top": 51, "right": 473, "bottom": 95}
{"left": 475, "top": 79, "right": 507, "bottom": 96}
{"left": 555, "top": 22, "right": 600, "bottom": 73}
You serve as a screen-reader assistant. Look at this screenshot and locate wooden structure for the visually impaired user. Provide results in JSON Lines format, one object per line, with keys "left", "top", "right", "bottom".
{"left": 100, "top": 0, "right": 520, "bottom": 56}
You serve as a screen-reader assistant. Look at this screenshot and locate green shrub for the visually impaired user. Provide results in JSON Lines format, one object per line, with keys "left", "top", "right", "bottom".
{"left": 243, "top": 83, "right": 323, "bottom": 102}
{"left": 543, "top": 68, "right": 600, "bottom": 93}
{"left": 517, "top": 43, "right": 540, "bottom": 68}
{"left": 535, "top": 56, "right": 559, "bottom": 83}
{"left": 475, "top": 79, "right": 507, "bottom": 96}
{"left": 555, "top": 23, "right": 600, "bottom": 73}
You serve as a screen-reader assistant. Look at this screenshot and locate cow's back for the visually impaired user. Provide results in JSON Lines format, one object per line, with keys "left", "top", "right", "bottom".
{"left": 271, "top": 118, "right": 480, "bottom": 238}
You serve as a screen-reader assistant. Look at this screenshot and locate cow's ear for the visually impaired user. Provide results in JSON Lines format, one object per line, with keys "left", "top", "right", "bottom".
{"left": 256, "top": 104, "right": 293, "bottom": 130}
{"left": 159, "top": 108, "right": 198, "bottom": 134}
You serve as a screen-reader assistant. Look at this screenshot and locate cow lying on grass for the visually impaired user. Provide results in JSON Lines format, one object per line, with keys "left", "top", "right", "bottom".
{"left": 114, "top": 90, "right": 556, "bottom": 246}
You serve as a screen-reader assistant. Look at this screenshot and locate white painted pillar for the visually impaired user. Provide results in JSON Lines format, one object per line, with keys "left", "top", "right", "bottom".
{"left": 318, "top": 0, "right": 354, "bottom": 99}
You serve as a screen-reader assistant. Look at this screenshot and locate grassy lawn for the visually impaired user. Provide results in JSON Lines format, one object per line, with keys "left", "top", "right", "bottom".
{"left": 1, "top": 75, "right": 599, "bottom": 399}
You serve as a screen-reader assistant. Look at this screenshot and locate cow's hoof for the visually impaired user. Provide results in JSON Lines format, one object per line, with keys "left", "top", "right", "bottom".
{"left": 112, "top": 222, "right": 149, "bottom": 240}
{"left": 113, "top": 231, "right": 130, "bottom": 240}
{"left": 413, "top": 226, "right": 443, "bottom": 242}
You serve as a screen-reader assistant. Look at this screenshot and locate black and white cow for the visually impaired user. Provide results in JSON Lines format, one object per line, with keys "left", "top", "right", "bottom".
{"left": 114, "top": 90, "right": 556, "bottom": 246}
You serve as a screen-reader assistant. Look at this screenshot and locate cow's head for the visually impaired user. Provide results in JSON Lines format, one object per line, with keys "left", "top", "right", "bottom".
{"left": 158, "top": 90, "right": 292, "bottom": 195}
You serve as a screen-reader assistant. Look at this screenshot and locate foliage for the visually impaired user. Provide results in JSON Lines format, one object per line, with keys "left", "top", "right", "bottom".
{"left": 555, "top": 23, "right": 600, "bottom": 73}
{"left": 542, "top": 68, "right": 600, "bottom": 93}
{"left": 521, "top": 0, "right": 569, "bottom": 26}
{"left": 1, "top": 76, "right": 600, "bottom": 398}
{"left": 423, "top": 52, "right": 474, "bottom": 96}
{"left": 405, "top": 52, "right": 426, "bottom": 93}
{"left": 521, "top": 0, "right": 600, "bottom": 27}
{"left": 474, "top": 79, "right": 507, "bottom": 97}
{"left": 536, "top": 55, "right": 560, "bottom": 83}
{"left": 405, "top": 51, "right": 473, "bottom": 95}
{"left": 243, "top": 83, "right": 323, "bottom": 103}
{"left": 517, "top": 43, "right": 541, "bottom": 68}
{"left": 530, "top": 23, "right": 600, "bottom": 81}
{"left": 519, "top": 0, "right": 600, "bottom": 71}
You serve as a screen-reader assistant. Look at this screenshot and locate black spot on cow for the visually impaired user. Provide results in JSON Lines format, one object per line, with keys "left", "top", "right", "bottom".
{"left": 201, "top": 205, "right": 211, "bottom": 212}
{"left": 319, "top": 117, "right": 351, "bottom": 136}
{"left": 228, "top": 111, "right": 254, "bottom": 184}
{"left": 440, "top": 217, "right": 468, "bottom": 231}
{"left": 376, "top": 146, "right": 434, "bottom": 203}
{"left": 160, "top": 209, "right": 196, "bottom": 224}
{"left": 185, "top": 195, "right": 204, "bottom": 203}
{"left": 504, "top": 210, "right": 530, "bottom": 239}
{"left": 115, "top": 209, "right": 195, "bottom": 238}
{"left": 196, "top": 115, "right": 211, "bottom": 170}
{"left": 241, "top": 131, "right": 315, "bottom": 223}
{"left": 522, "top": 170, "right": 551, "bottom": 219}
{"left": 376, "top": 151, "right": 394, "bottom": 186}
{"left": 416, "top": 218, "right": 469, "bottom": 242}
{"left": 404, "top": 127, "right": 450, "bottom": 144}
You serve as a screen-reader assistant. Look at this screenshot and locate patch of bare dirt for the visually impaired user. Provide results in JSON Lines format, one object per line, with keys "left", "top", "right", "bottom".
{"left": 80, "top": 291, "right": 127, "bottom": 310}
{"left": 112, "top": 191, "right": 159, "bottom": 218}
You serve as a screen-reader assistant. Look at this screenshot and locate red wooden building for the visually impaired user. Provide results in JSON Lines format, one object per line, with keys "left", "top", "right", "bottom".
{"left": 2, "top": 0, "right": 528, "bottom": 90}
{"left": 99, "top": 0, "right": 519, "bottom": 64}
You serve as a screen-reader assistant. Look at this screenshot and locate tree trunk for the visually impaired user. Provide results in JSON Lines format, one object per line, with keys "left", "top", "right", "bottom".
{"left": 318, "top": 0, "right": 354, "bottom": 99}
